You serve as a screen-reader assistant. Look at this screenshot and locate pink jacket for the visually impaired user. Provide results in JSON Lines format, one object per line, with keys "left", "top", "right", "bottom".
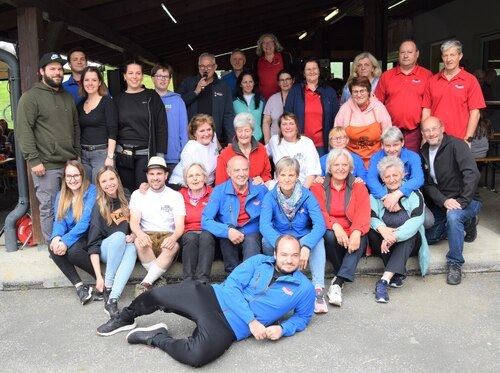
{"left": 334, "top": 97, "right": 392, "bottom": 130}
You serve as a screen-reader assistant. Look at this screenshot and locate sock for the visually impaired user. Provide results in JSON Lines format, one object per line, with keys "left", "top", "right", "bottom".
{"left": 333, "top": 276, "right": 345, "bottom": 287}
{"left": 381, "top": 276, "right": 390, "bottom": 284}
{"left": 142, "top": 261, "right": 166, "bottom": 285}
{"left": 141, "top": 260, "right": 154, "bottom": 271}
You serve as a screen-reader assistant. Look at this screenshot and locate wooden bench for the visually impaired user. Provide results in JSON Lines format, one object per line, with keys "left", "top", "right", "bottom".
{"left": 476, "top": 156, "right": 500, "bottom": 191}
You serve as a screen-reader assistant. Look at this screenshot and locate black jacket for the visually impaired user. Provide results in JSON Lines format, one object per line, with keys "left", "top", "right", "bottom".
{"left": 420, "top": 133, "right": 480, "bottom": 209}
{"left": 178, "top": 74, "right": 235, "bottom": 146}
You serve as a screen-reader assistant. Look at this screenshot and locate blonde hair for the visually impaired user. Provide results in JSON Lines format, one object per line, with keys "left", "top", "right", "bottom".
{"left": 348, "top": 52, "right": 382, "bottom": 84}
{"left": 56, "top": 160, "right": 90, "bottom": 222}
{"left": 95, "top": 166, "right": 130, "bottom": 226}
{"left": 328, "top": 127, "right": 349, "bottom": 150}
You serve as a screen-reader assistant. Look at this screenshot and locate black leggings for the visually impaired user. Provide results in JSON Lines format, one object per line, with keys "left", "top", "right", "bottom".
{"left": 48, "top": 237, "right": 95, "bottom": 285}
{"left": 116, "top": 153, "right": 148, "bottom": 193}
{"left": 368, "top": 229, "right": 420, "bottom": 275}
{"left": 120, "top": 280, "right": 236, "bottom": 367}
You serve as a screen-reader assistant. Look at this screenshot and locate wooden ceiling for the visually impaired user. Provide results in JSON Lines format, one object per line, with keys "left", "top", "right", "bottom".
{"left": 0, "top": 0, "right": 454, "bottom": 73}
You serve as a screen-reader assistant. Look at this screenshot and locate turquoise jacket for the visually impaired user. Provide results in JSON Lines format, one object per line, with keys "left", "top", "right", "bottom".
{"left": 369, "top": 187, "right": 430, "bottom": 276}
{"left": 233, "top": 95, "right": 265, "bottom": 142}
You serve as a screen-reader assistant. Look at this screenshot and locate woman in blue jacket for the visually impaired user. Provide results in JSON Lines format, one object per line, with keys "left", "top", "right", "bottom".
{"left": 233, "top": 71, "right": 265, "bottom": 142}
{"left": 259, "top": 157, "right": 328, "bottom": 313}
{"left": 284, "top": 57, "right": 339, "bottom": 156}
{"left": 49, "top": 160, "right": 97, "bottom": 305}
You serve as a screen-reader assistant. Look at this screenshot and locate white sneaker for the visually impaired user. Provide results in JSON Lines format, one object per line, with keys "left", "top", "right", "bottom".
{"left": 327, "top": 284, "right": 342, "bottom": 306}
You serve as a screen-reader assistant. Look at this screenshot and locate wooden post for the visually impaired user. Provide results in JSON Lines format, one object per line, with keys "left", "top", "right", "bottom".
{"left": 17, "top": 6, "right": 44, "bottom": 243}
{"left": 364, "top": 0, "right": 388, "bottom": 69}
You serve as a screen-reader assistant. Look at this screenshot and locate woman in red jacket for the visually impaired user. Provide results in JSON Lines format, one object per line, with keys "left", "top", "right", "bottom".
{"left": 310, "top": 148, "right": 370, "bottom": 307}
{"left": 215, "top": 112, "right": 271, "bottom": 186}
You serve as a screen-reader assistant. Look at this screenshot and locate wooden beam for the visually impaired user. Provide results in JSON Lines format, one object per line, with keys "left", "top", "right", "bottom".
{"left": 16, "top": 6, "right": 44, "bottom": 243}
{"left": 42, "top": 21, "right": 67, "bottom": 54}
{"left": 4, "top": 0, "right": 159, "bottom": 66}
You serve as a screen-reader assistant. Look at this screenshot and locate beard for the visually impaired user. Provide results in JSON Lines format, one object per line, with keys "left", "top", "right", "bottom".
{"left": 43, "top": 74, "right": 62, "bottom": 88}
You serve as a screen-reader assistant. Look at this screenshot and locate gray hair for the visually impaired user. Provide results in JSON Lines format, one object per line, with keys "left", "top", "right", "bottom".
{"left": 382, "top": 127, "right": 404, "bottom": 144}
{"left": 441, "top": 40, "right": 462, "bottom": 54}
{"left": 256, "top": 33, "right": 284, "bottom": 56}
{"left": 377, "top": 156, "right": 405, "bottom": 179}
{"left": 233, "top": 112, "right": 255, "bottom": 131}
{"left": 183, "top": 162, "right": 208, "bottom": 185}
{"left": 198, "top": 52, "right": 216, "bottom": 65}
{"left": 275, "top": 156, "right": 300, "bottom": 177}
{"left": 326, "top": 148, "right": 354, "bottom": 173}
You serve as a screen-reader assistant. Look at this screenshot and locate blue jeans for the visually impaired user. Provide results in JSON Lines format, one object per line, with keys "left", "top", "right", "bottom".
{"left": 220, "top": 232, "right": 262, "bottom": 274}
{"left": 262, "top": 236, "right": 326, "bottom": 288}
{"left": 81, "top": 148, "right": 107, "bottom": 184}
{"left": 425, "top": 200, "right": 482, "bottom": 266}
{"left": 100, "top": 232, "right": 137, "bottom": 299}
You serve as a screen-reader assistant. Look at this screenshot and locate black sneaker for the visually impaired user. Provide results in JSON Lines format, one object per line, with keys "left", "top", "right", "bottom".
{"left": 76, "top": 284, "right": 93, "bottom": 305}
{"left": 447, "top": 264, "right": 462, "bottom": 285}
{"left": 126, "top": 323, "right": 169, "bottom": 346}
{"left": 93, "top": 290, "right": 104, "bottom": 301}
{"left": 389, "top": 273, "right": 406, "bottom": 288}
{"left": 97, "top": 316, "right": 137, "bottom": 336}
{"left": 104, "top": 298, "right": 120, "bottom": 319}
{"left": 464, "top": 216, "right": 479, "bottom": 243}
{"left": 374, "top": 279, "right": 389, "bottom": 303}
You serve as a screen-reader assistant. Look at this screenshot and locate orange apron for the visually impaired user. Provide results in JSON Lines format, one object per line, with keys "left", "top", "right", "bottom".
{"left": 345, "top": 110, "right": 382, "bottom": 168}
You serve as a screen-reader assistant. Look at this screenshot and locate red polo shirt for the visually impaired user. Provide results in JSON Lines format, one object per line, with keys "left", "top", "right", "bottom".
{"left": 422, "top": 67, "right": 485, "bottom": 139}
{"left": 304, "top": 85, "right": 324, "bottom": 147}
{"left": 375, "top": 65, "right": 432, "bottom": 131}
{"left": 235, "top": 185, "right": 250, "bottom": 227}
{"left": 257, "top": 52, "right": 284, "bottom": 101}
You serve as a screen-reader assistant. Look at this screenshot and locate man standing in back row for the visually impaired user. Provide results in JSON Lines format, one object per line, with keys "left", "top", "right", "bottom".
{"left": 178, "top": 52, "right": 235, "bottom": 147}
{"left": 375, "top": 40, "right": 432, "bottom": 152}
{"left": 16, "top": 52, "right": 80, "bottom": 243}
{"left": 422, "top": 40, "right": 485, "bottom": 147}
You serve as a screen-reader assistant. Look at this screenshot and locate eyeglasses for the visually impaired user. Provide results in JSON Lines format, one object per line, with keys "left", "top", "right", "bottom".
{"left": 154, "top": 74, "right": 171, "bottom": 80}
{"left": 351, "top": 89, "right": 368, "bottom": 95}
{"left": 198, "top": 64, "right": 215, "bottom": 70}
{"left": 262, "top": 41, "right": 274, "bottom": 45}
{"left": 279, "top": 78, "right": 292, "bottom": 83}
{"left": 330, "top": 136, "right": 347, "bottom": 142}
{"left": 65, "top": 174, "right": 81, "bottom": 181}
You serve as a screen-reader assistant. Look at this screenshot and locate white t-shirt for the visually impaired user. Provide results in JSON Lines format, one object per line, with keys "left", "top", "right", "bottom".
{"left": 263, "top": 92, "right": 284, "bottom": 138}
{"left": 129, "top": 186, "right": 186, "bottom": 232}
{"left": 266, "top": 135, "right": 322, "bottom": 184}
{"left": 169, "top": 134, "right": 219, "bottom": 185}
{"left": 429, "top": 147, "right": 439, "bottom": 185}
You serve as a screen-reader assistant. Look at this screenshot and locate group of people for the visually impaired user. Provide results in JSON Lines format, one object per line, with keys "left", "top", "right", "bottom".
{"left": 13, "top": 33, "right": 487, "bottom": 368}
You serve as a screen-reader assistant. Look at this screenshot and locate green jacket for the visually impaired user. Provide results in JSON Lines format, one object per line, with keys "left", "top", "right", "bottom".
{"left": 16, "top": 82, "right": 80, "bottom": 170}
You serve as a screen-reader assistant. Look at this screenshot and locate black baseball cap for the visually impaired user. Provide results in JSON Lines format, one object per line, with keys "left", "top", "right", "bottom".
{"left": 39, "top": 52, "right": 66, "bottom": 68}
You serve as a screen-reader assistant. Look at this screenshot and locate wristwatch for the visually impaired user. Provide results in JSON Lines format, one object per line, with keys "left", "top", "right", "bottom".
{"left": 465, "top": 136, "right": 474, "bottom": 143}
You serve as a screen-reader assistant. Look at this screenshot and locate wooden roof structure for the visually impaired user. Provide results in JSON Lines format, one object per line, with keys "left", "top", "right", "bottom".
{"left": 0, "top": 0, "right": 454, "bottom": 75}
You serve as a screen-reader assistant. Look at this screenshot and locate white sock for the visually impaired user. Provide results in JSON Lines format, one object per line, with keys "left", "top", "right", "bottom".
{"left": 142, "top": 262, "right": 166, "bottom": 285}
{"left": 141, "top": 260, "right": 154, "bottom": 271}
{"left": 381, "top": 276, "right": 391, "bottom": 284}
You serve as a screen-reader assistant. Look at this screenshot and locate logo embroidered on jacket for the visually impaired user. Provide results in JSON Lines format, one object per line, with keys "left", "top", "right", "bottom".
{"left": 282, "top": 287, "right": 294, "bottom": 296}
{"left": 253, "top": 200, "right": 261, "bottom": 205}
{"left": 214, "top": 92, "right": 223, "bottom": 97}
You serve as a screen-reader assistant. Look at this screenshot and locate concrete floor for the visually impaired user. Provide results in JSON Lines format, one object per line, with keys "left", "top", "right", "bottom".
{"left": 0, "top": 273, "right": 498, "bottom": 372}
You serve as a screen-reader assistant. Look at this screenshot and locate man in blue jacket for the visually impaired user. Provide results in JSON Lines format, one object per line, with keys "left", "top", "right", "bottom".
{"left": 96, "top": 234, "right": 315, "bottom": 368}
{"left": 202, "top": 155, "right": 268, "bottom": 274}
